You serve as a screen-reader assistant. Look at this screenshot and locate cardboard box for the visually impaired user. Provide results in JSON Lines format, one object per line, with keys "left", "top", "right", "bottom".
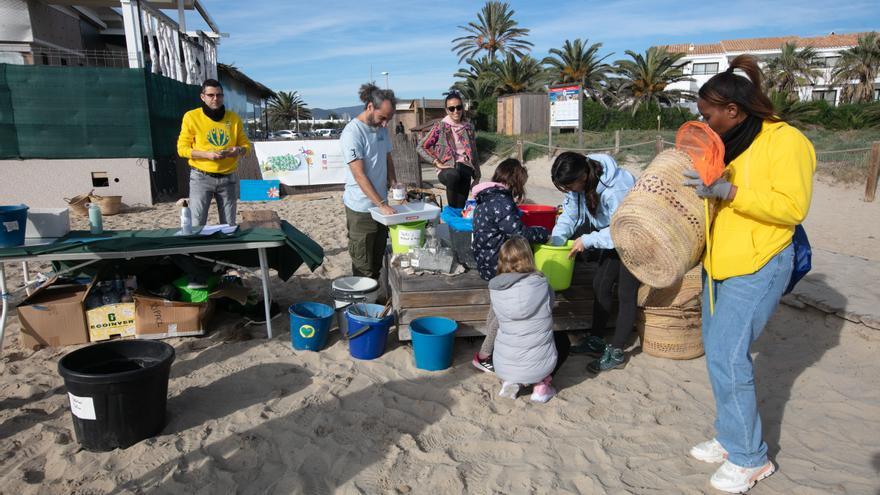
{"left": 18, "top": 281, "right": 90, "bottom": 350}
{"left": 25, "top": 208, "right": 70, "bottom": 238}
{"left": 133, "top": 293, "right": 214, "bottom": 339}
{"left": 86, "top": 302, "right": 137, "bottom": 341}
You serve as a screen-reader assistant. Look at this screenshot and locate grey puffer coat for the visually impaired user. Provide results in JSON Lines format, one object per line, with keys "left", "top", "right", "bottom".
{"left": 489, "top": 272, "right": 557, "bottom": 384}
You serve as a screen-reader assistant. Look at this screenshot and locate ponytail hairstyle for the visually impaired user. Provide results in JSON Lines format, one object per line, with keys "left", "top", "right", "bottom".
{"left": 698, "top": 54, "right": 779, "bottom": 121}
{"left": 496, "top": 236, "right": 537, "bottom": 275}
{"left": 492, "top": 158, "right": 529, "bottom": 204}
{"left": 551, "top": 151, "right": 604, "bottom": 215}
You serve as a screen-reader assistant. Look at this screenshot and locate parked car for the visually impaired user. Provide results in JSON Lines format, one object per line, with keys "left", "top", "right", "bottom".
{"left": 273, "top": 130, "right": 301, "bottom": 140}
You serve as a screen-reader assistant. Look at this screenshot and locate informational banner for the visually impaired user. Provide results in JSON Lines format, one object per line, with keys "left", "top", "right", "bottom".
{"left": 252, "top": 140, "right": 347, "bottom": 186}
{"left": 549, "top": 85, "right": 581, "bottom": 128}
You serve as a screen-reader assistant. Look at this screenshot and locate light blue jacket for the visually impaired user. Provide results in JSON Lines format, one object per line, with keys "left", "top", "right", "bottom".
{"left": 550, "top": 154, "right": 635, "bottom": 249}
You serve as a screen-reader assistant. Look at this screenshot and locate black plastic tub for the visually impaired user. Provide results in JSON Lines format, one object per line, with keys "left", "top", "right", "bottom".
{"left": 57, "top": 340, "right": 175, "bottom": 451}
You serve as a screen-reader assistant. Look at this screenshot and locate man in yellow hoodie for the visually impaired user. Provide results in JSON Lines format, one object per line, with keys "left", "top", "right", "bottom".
{"left": 177, "top": 79, "right": 250, "bottom": 226}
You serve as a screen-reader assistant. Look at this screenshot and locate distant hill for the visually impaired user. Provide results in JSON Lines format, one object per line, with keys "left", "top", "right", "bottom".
{"left": 310, "top": 105, "right": 362, "bottom": 119}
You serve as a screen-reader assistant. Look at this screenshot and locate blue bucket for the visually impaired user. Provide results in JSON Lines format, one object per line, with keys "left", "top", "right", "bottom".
{"left": 0, "top": 205, "right": 28, "bottom": 248}
{"left": 289, "top": 302, "right": 334, "bottom": 351}
{"left": 410, "top": 317, "right": 458, "bottom": 371}
{"left": 345, "top": 303, "right": 394, "bottom": 360}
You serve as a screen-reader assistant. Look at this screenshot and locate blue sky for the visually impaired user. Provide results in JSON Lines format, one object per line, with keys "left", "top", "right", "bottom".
{"left": 185, "top": 0, "right": 879, "bottom": 109}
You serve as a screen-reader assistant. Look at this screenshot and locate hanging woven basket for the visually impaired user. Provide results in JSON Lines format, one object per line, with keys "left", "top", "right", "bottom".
{"left": 637, "top": 305, "right": 704, "bottom": 360}
{"left": 611, "top": 149, "right": 715, "bottom": 288}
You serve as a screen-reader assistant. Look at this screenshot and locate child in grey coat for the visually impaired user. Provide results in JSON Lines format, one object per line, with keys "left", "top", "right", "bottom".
{"left": 489, "top": 237, "right": 571, "bottom": 402}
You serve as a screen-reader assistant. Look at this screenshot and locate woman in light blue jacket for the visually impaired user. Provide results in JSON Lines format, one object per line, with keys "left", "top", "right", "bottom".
{"left": 550, "top": 152, "right": 638, "bottom": 374}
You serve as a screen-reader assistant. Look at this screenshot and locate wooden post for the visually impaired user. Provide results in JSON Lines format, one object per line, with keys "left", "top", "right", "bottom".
{"left": 866, "top": 142, "right": 880, "bottom": 202}
{"left": 517, "top": 139, "right": 524, "bottom": 163}
{"left": 655, "top": 134, "right": 664, "bottom": 156}
{"left": 614, "top": 129, "right": 620, "bottom": 155}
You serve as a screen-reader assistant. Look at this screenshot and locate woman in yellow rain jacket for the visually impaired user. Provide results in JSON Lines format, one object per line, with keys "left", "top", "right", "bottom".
{"left": 683, "top": 54, "right": 815, "bottom": 494}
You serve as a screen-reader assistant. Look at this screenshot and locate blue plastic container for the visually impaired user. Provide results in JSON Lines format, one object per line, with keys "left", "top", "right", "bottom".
{"left": 345, "top": 303, "right": 394, "bottom": 360}
{"left": 410, "top": 317, "right": 458, "bottom": 371}
{"left": 0, "top": 205, "right": 28, "bottom": 248}
{"left": 289, "top": 302, "right": 334, "bottom": 351}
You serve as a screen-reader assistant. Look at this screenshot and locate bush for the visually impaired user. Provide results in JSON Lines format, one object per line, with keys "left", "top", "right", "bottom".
{"left": 581, "top": 100, "right": 695, "bottom": 131}
{"left": 472, "top": 97, "right": 497, "bottom": 132}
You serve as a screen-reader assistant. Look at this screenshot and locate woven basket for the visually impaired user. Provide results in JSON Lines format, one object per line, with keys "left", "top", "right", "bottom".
{"left": 637, "top": 306, "right": 704, "bottom": 360}
{"left": 611, "top": 149, "right": 715, "bottom": 288}
{"left": 89, "top": 194, "right": 123, "bottom": 216}
{"left": 638, "top": 265, "right": 702, "bottom": 309}
{"left": 64, "top": 192, "right": 93, "bottom": 217}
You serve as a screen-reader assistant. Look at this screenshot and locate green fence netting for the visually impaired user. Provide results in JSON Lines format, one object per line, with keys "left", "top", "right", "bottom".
{"left": 0, "top": 64, "right": 200, "bottom": 159}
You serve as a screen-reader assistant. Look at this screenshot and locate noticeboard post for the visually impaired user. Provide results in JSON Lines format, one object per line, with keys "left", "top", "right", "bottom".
{"left": 548, "top": 84, "right": 583, "bottom": 152}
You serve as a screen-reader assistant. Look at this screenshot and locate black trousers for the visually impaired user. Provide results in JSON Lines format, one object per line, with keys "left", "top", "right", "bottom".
{"left": 591, "top": 249, "right": 640, "bottom": 349}
{"left": 552, "top": 332, "right": 571, "bottom": 377}
{"left": 437, "top": 162, "right": 475, "bottom": 208}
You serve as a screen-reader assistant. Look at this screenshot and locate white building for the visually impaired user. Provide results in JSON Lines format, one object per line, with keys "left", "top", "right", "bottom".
{"left": 662, "top": 32, "right": 880, "bottom": 110}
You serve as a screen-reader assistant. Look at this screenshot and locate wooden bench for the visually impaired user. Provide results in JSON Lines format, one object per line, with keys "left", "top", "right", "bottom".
{"left": 389, "top": 259, "right": 602, "bottom": 341}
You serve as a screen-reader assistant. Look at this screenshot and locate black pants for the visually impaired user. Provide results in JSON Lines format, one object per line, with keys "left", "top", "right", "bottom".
{"left": 437, "top": 162, "right": 475, "bottom": 208}
{"left": 592, "top": 249, "right": 639, "bottom": 349}
{"left": 552, "top": 332, "right": 571, "bottom": 377}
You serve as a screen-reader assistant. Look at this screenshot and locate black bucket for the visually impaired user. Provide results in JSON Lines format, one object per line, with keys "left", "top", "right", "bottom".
{"left": 57, "top": 340, "right": 175, "bottom": 452}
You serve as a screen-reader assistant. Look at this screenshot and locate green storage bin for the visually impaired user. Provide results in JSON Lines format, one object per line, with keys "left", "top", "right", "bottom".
{"left": 172, "top": 276, "right": 219, "bottom": 303}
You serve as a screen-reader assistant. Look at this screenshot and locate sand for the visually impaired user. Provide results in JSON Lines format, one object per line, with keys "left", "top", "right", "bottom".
{"left": 0, "top": 161, "right": 878, "bottom": 494}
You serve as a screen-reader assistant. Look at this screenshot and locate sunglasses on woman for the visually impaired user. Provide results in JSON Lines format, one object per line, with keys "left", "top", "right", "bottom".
{"left": 447, "top": 105, "right": 464, "bottom": 112}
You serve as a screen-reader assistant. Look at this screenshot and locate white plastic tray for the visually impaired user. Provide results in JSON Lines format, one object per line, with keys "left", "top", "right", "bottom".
{"left": 369, "top": 202, "right": 441, "bottom": 226}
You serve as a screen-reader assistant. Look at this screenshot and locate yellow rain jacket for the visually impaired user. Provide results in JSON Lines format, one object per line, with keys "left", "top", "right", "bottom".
{"left": 705, "top": 120, "right": 815, "bottom": 280}
{"left": 177, "top": 109, "right": 250, "bottom": 175}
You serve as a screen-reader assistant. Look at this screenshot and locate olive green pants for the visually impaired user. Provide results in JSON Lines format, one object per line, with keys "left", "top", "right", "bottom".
{"left": 345, "top": 207, "right": 388, "bottom": 280}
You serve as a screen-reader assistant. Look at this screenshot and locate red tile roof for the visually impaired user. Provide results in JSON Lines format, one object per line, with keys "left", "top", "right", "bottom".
{"left": 660, "top": 32, "right": 871, "bottom": 55}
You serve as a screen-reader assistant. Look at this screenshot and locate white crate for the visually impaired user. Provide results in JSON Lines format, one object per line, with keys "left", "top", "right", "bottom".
{"left": 25, "top": 208, "right": 70, "bottom": 239}
{"left": 369, "top": 202, "right": 441, "bottom": 226}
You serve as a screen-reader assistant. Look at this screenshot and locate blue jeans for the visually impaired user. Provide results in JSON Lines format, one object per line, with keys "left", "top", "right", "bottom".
{"left": 703, "top": 244, "right": 793, "bottom": 468}
{"left": 189, "top": 168, "right": 238, "bottom": 227}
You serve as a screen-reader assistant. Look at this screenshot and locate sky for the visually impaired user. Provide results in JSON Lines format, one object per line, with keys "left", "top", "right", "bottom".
{"left": 183, "top": 0, "right": 880, "bottom": 109}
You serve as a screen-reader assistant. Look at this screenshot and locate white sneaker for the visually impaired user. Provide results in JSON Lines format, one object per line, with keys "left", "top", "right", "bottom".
{"left": 710, "top": 460, "right": 775, "bottom": 493}
{"left": 498, "top": 382, "right": 520, "bottom": 399}
{"left": 690, "top": 438, "right": 728, "bottom": 463}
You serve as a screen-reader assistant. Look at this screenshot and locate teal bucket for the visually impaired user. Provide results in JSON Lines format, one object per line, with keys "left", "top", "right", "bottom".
{"left": 0, "top": 205, "right": 28, "bottom": 248}
{"left": 410, "top": 317, "right": 458, "bottom": 371}
{"left": 345, "top": 303, "right": 394, "bottom": 360}
{"left": 289, "top": 302, "right": 334, "bottom": 351}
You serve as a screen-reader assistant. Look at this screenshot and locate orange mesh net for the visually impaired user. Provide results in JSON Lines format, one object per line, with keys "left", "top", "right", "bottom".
{"left": 675, "top": 121, "right": 725, "bottom": 186}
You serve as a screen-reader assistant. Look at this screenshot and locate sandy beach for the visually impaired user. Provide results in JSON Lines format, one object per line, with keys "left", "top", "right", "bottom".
{"left": 0, "top": 156, "right": 878, "bottom": 494}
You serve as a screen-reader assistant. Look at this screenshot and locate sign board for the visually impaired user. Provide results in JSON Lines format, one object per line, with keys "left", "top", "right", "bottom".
{"left": 252, "top": 140, "right": 347, "bottom": 186}
{"left": 549, "top": 85, "right": 581, "bottom": 128}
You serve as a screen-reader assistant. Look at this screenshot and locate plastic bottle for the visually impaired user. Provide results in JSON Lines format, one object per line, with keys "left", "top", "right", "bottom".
{"left": 180, "top": 200, "right": 193, "bottom": 235}
{"left": 87, "top": 203, "right": 103, "bottom": 234}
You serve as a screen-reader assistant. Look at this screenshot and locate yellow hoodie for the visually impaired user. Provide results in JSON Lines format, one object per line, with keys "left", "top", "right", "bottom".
{"left": 706, "top": 120, "right": 815, "bottom": 280}
{"left": 177, "top": 108, "right": 251, "bottom": 174}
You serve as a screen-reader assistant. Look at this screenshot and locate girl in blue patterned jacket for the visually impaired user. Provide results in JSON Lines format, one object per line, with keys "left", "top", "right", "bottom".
{"left": 550, "top": 152, "right": 637, "bottom": 374}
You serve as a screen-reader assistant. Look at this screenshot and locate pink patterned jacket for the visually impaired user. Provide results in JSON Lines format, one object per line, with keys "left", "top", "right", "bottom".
{"left": 417, "top": 120, "right": 480, "bottom": 178}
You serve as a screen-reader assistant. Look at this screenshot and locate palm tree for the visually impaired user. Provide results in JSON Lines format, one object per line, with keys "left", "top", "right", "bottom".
{"left": 613, "top": 47, "right": 694, "bottom": 115}
{"left": 452, "top": 56, "right": 498, "bottom": 102}
{"left": 452, "top": 1, "right": 533, "bottom": 63}
{"left": 267, "top": 91, "right": 312, "bottom": 131}
{"left": 831, "top": 31, "right": 880, "bottom": 103}
{"left": 764, "top": 42, "right": 820, "bottom": 101}
{"left": 542, "top": 38, "right": 612, "bottom": 101}
{"left": 492, "top": 54, "right": 544, "bottom": 95}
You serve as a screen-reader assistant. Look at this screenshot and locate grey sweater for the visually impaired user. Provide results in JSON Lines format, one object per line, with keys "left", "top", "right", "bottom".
{"left": 489, "top": 272, "right": 557, "bottom": 384}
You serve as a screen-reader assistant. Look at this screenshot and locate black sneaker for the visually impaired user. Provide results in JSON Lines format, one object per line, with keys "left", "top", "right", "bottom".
{"left": 586, "top": 345, "right": 627, "bottom": 374}
{"left": 570, "top": 334, "right": 606, "bottom": 357}
{"left": 472, "top": 353, "right": 495, "bottom": 373}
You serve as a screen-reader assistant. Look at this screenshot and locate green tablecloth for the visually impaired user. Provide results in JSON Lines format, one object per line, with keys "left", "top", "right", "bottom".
{"left": 0, "top": 221, "right": 323, "bottom": 281}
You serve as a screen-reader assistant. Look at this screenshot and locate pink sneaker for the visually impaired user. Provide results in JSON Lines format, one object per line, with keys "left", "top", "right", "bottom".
{"left": 530, "top": 376, "right": 556, "bottom": 403}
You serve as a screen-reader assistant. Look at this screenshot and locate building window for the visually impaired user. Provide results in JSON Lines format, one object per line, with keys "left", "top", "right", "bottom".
{"left": 811, "top": 89, "right": 837, "bottom": 104}
{"left": 813, "top": 56, "right": 840, "bottom": 68}
{"left": 692, "top": 62, "right": 719, "bottom": 75}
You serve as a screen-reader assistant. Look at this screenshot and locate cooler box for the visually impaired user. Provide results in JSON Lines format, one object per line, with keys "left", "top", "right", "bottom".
{"left": 240, "top": 180, "right": 281, "bottom": 201}
{"left": 25, "top": 208, "right": 70, "bottom": 239}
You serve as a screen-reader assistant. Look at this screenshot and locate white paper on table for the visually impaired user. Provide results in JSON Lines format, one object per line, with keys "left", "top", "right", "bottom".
{"left": 197, "top": 224, "right": 239, "bottom": 236}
